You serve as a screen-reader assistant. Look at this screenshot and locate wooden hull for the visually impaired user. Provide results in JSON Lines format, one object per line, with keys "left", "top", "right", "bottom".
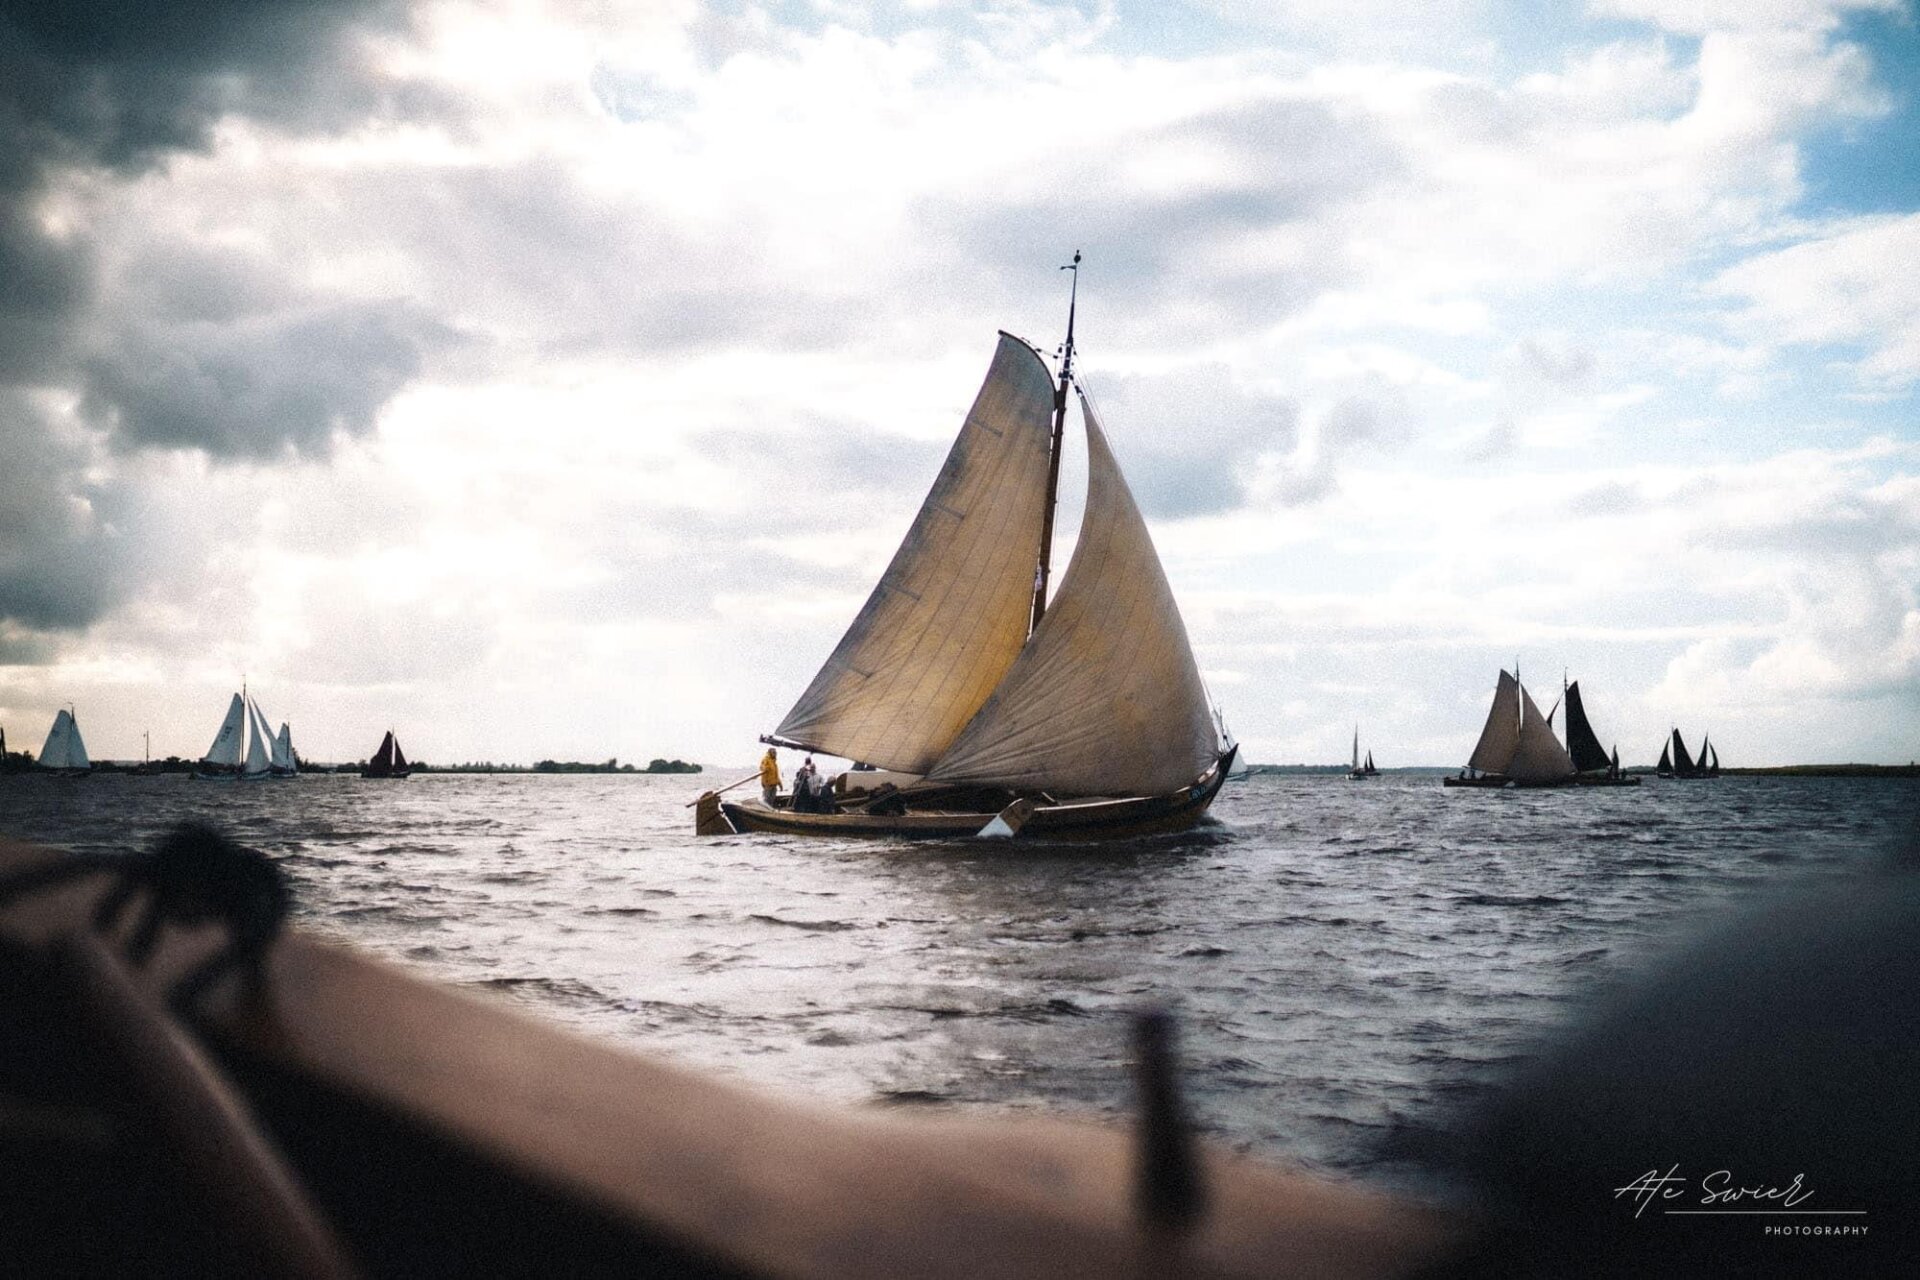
{"left": 359, "top": 769, "right": 413, "bottom": 779}
{"left": 1443, "top": 773, "right": 1642, "bottom": 788}
{"left": 0, "top": 833, "right": 1455, "bottom": 1278}
{"left": 721, "top": 750, "right": 1235, "bottom": 840}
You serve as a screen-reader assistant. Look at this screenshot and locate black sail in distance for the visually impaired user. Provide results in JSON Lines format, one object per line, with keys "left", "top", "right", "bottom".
{"left": 1563, "top": 681, "right": 1611, "bottom": 773}
{"left": 1671, "top": 729, "right": 1696, "bottom": 774}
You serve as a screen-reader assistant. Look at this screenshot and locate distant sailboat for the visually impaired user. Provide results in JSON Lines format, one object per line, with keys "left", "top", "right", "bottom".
{"left": 36, "top": 708, "right": 91, "bottom": 776}
{"left": 1443, "top": 669, "right": 1578, "bottom": 788}
{"left": 272, "top": 722, "right": 299, "bottom": 778}
{"left": 196, "top": 688, "right": 276, "bottom": 781}
{"left": 362, "top": 731, "right": 412, "bottom": 779}
{"left": 1561, "top": 678, "right": 1639, "bottom": 785}
{"left": 711, "top": 261, "right": 1233, "bottom": 839}
{"left": 1347, "top": 728, "right": 1379, "bottom": 779}
{"left": 1659, "top": 728, "right": 1721, "bottom": 780}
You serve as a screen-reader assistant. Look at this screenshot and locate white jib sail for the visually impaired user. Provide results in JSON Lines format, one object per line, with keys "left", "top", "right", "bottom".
{"left": 1507, "top": 682, "right": 1577, "bottom": 782}
{"left": 926, "top": 391, "right": 1219, "bottom": 798}
{"left": 1465, "top": 670, "right": 1521, "bottom": 774}
{"left": 774, "top": 333, "right": 1059, "bottom": 772}
{"left": 204, "top": 693, "right": 247, "bottom": 766}
{"left": 273, "top": 723, "right": 295, "bottom": 772}
{"left": 244, "top": 698, "right": 272, "bottom": 775}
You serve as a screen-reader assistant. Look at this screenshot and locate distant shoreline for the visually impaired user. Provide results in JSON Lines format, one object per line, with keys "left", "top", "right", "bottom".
{"left": 1240, "top": 763, "right": 1917, "bottom": 779}
{"left": 2, "top": 757, "right": 707, "bottom": 776}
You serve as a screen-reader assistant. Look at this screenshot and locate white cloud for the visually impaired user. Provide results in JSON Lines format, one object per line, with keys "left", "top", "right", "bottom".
{"left": 1710, "top": 213, "right": 1920, "bottom": 390}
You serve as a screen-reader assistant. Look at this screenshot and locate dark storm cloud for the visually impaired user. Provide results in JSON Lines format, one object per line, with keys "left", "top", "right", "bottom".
{"left": 82, "top": 301, "right": 456, "bottom": 458}
{"left": 0, "top": 390, "right": 119, "bottom": 630}
{"left": 0, "top": 0, "right": 417, "bottom": 631}
{"left": 1, "top": 1, "right": 407, "bottom": 169}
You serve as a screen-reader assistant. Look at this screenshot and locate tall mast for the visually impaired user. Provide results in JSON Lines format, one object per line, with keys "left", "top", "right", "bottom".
{"left": 1030, "top": 249, "right": 1080, "bottom": 636}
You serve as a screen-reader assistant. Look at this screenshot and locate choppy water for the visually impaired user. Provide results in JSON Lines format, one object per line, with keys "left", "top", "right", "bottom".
{"left": 2, "top": 771, "right": 1913, "bottom": 1191}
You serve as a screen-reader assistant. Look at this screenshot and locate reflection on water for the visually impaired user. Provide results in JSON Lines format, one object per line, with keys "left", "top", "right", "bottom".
{"left": 2, "top": 771, "right": 1911, "bottom": 1187}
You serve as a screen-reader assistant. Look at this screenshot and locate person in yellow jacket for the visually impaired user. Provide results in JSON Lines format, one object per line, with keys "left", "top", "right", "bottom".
{"left": 759, "top": 747, "right": 781, "bottom": 806}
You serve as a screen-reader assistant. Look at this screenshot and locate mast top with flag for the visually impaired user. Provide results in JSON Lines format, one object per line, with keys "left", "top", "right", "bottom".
{"left": 1030, "top": 249, "right": 1081, "bottom": 636}
{"left": 1059, "top": 249, "right": 1080, "bottom": 386}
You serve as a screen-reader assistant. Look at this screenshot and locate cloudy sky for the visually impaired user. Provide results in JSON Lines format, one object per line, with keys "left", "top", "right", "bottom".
{"left": 1, "top": 0, "right": 1916, "bottom": 769}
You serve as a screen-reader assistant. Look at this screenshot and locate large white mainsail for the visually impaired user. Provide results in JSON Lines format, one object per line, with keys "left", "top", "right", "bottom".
{"left": 1465, "top": 670, "right": 1521, "bottom": 774}
{"left": 204, "top": 693, "right": 247, "bottom": 768}
{"left": 1506, "top": 683, "right": 1576, "bottom": 782}
{"left": 774, "top": 333, "right": 1058, "bottom": 773}
{"left": 926, "top": 392, "right": 1218, "bottom": 798}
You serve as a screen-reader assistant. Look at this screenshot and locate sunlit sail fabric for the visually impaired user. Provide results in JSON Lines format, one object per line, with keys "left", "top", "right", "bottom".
{"left": 1507, "top": 684, "right": 1576, "bottom": 781}
{"left": 273, "top": 723, "right": 296, "bottom": 772}
{"left": 1466, "top": 671, "right": 1521, "bottom": 774}
{"left": 1563, "top": 681, "right": 1611, "bottom": 773}
{"left": 926, "top": 392, "right": 1217, "bottom": 797}
{"left": 775, "top": 334, "right": 1058, "bottom": 772}
{"left": 205, "top": 693, "right": 246, "bottom": 766}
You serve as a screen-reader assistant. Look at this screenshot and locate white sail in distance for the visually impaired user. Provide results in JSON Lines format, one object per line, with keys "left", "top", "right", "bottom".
{"left": 204, "top": 693, "right": 246, "bottom": 767}
{"left": 37, "top": 709, "right": 89, "bottom": 770}
{"left": 273, "top": 723, "right": 296, "bottom": 773}
{"left": 927, "top": 391, "right": 1218, "bottom": 798}
{"left": 775, "top": 333, "right": 1058, "bottom": 772}
{"left": 244, "top": 697, "right": 273, "bottom": 776}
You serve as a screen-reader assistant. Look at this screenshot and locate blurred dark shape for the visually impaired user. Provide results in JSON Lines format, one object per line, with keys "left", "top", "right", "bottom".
{"left": 1422, "top": 843, "right": 1920, "bottom": 1276}
{"left": 1134, "top": 1007, "right": 1208, "bottom": 1233}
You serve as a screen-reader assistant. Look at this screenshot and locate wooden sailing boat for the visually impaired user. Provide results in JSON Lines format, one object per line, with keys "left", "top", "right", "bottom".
{"left": 1443, "top": 669, "right": 1578, "bottom": 788}
{"left": 709, "top": 259, "right": 1234, "bottom": 839}
{"left": 361, "top": 730, "right": 412, "bottom": 779}
{"left": 34, "top": 708, "right": 91, "bottom": 776}
{"left": 194, "top": 689, "right": 275, "bottom": 781}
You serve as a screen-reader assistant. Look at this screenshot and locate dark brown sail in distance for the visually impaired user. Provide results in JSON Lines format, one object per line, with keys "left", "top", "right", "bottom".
{"left": 362, "top": 731, "right": 411, "bottom": 779}
{"left": 1563, "top": 681, "right": 1612, "bottom": 774}
{"left": 1670, "top": 729, "right": 1696, "bottom": 775}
